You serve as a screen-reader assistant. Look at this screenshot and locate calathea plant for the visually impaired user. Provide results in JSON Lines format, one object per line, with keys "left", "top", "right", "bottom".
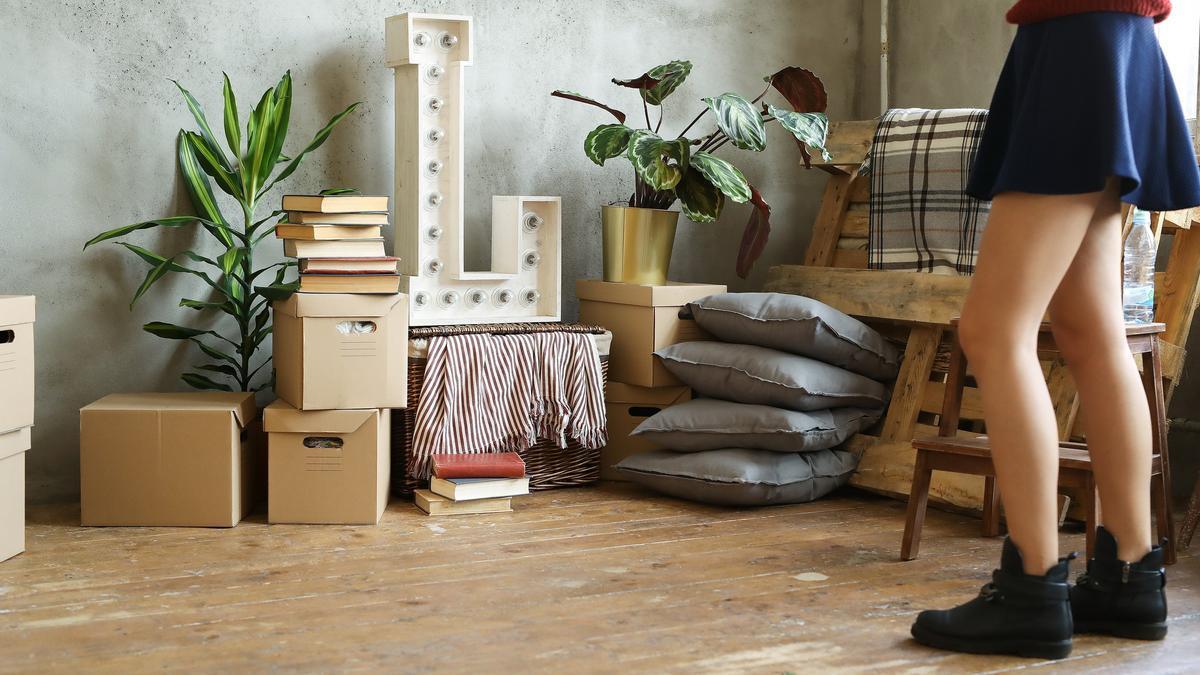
{"left": 553, "top": 62, "right": 832, "bottom": 277}
{"left": 85, "top": 72, "right": 360, "bottom": 392}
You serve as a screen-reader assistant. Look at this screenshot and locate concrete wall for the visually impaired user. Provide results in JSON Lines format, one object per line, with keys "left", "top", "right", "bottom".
{"left": 0, "top": 0, "right": 863, "bottom": 502}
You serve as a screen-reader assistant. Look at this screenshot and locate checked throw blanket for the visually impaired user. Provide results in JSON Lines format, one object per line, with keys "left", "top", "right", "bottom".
{"left": 867, "top": 108, "right": 991, "bottom": 275}
{"left": 410, "top": 331, "right": 607, "bottom": 479}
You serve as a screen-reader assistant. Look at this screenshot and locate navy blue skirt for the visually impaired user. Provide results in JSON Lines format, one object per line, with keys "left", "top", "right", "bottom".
{"left": 966, "top": 12, "right": 1200, "bottom": 212}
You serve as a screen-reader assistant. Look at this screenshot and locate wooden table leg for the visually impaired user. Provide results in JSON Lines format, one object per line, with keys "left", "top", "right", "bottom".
{"left": 902, "top": 450, "right": 934, "bottom": 561}
{"left": 1181, "top": 478, "right": 1200, "bottom": 550}
{"left": 1142, "top": 337, "right": 1176, "bottom": 564}
{"left": 982, "top": 475, "right": 1002, "bottom": 537}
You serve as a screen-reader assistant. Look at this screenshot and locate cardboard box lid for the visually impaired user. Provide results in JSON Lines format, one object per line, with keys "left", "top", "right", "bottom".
{"left": 263, "top": 399, "right": 377, "bottom": 434}
{"left": 0, "top": 295, "right": 35, "bottom": 326}
{"left": 274, "top": 292, "right": 406, "bottom": 318}
{"left": 0, "top": 426, "right": 30, "bottom": 463}
{"left": 606, "top": 382, "right": 691, "bottom": 405}
{"left": 81, "top": 392, "right": 256, "bottom": 428}
{"left": 575, "top": 280, "right": 726, "bottom": 307}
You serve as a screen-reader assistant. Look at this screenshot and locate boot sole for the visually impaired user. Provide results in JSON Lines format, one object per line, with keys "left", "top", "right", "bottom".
{"left": 911, "top": 623, "right": 1073, "bottom": 660}
{"left": 1074, "top": 620, "right": 1168, "bottom": 641}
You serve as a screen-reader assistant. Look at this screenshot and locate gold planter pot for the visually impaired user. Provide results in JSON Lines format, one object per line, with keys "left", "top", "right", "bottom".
{"left": 601, "top": 205, "right": 680, "bottom": 285}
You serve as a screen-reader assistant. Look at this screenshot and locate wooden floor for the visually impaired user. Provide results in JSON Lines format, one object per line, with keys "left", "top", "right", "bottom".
{"left": 1, "top": 485, "right": 1197, "bottom": 674}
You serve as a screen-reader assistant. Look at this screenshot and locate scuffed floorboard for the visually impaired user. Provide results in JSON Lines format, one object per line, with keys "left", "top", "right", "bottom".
{"left": 0, "top": 484, "right": 1196, "bottom": 673}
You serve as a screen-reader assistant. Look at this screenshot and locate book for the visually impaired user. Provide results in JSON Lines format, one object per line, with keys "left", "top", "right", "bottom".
{"left": 286, "top": 211, "right": 389, "bottom": 225}
{"left": 300, "top": 257, "right": 401, "bottom": 274}
{"left": 432, "top": 452, "right": 526, "bottom": 479}
{"left": 414, "top": 489, "right": 513, "bottom": 516}
{"left": 283, "top": 239, "right": 386, "bottom": 259}
{"left": 298, "top": 274, "right": 401, "bottom": 294}
{"left": 282, "top": 194, "right": 389, "bottom": 213}
{"left": 429, "top": 476, "right": 530, "bottom": 501}
{"left": 275, "top": 224, "right": 383, "bottom": 240}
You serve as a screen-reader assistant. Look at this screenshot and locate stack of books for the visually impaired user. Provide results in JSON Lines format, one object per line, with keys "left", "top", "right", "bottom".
{"left": 278, "top": 194, "right": 400, "bottom": 293}
{"left": 414, "top": 452, "right": 530, "bottom": 515}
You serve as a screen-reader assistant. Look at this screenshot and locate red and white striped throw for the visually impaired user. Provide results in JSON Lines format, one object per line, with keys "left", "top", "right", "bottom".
{"left": 410, "top": 331, "right": 607, "bottom": 479}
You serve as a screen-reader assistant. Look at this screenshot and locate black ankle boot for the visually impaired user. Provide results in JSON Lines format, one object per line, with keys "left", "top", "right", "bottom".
{"left": 911, "top": 538, "right": 1074, "bottom": 659}
{"left": 1070, "top": 526, "right": 1168, "bottom": 640}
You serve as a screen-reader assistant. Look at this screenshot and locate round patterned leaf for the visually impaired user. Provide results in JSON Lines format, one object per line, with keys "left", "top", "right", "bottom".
{"left": 584, "top": 124, "right": 634, "bottom": 166}
{"left": 676, "top": 168, "right": 725, "bottom": 223}
{"left": 702, "top": 93, "right": 766, "bottom": 152}
{"left": 691, "top": 151, "right": 751, "bottom": 203}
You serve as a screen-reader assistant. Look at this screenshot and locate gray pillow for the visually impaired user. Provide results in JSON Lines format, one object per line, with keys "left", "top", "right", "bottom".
{"left": 615, "top": 447, "right": 858, "bottom": 506}
{"left": 655, "top": 341, "right": 888, "bottom": 411}
{"left": 688, "top": 293, "right": 900, "bottom": 380}
{"left": 632, "top": 398, "right": 880, "bottom": 452}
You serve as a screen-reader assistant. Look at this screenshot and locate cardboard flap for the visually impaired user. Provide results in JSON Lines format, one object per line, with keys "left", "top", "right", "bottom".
{"left": 575, "top": 280, "right": 726, "bottom": 307}
{"left": 263, "top": 400, "right": 376, "bottom": 434}
{"left": 606, "top": 382, "right": 691, "bottom": 405}
{"left": 0, "top": 295, "right": 35, "bottom": 326}
{"left": 81, "top": 392, "right": 257, "bottom": 429}
{"left": 0, "top": 426, "right": 30, "bottom": 462}
{"left": 275, "top": 292, "right": 405, "bottom": 318}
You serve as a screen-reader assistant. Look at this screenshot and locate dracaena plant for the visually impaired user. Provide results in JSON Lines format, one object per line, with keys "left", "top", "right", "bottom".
{"left": 84, "top": 72, "right": 360, "bottom": 392}
{"left": 553, "top": 62, "right": 832, "bottom": 278}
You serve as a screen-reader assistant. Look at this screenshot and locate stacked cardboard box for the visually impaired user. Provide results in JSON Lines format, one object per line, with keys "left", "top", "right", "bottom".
{"left": 576, "top": 280, "right": 725, "bottom": 479}
{"left": 268, "top": 194, "right": 408, "bottom": 525}
{"left": 1, "top": 296, "right": 34, "bottom": 561}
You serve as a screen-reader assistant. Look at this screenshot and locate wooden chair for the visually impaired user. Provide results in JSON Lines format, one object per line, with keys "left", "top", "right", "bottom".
{"left": 900, "top": 320, "right": 1177, "bottom": 564}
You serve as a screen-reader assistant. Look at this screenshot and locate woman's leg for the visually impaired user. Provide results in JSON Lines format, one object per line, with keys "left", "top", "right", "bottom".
{"left": 1047, "top": 189, "right": 1153, "bottom": 562}
{"left": 957, "top": 185, "right": 1116, "bottom": 575}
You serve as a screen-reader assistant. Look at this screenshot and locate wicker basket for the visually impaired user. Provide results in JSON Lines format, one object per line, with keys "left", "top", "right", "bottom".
{"left": 391, "top": 322, "right": 609, "bottom": 497}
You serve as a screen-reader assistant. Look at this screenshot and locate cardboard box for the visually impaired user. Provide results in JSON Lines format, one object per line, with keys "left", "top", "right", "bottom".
{"left": 601, "top": 382, "right": 691, "bottom": 480}
{"left": 577, "top": 280, "right": 725, "bottom": 387}
{"left": 0, "top": 296, "right": 35, "bottom": 434}
{"left": 80, "top": 392, "right": 259, "bottom": 527}
{"left": 1, "top": 426, "right": 29, "bottom": 562}
{"left": 273, "top": 293, "right": 408, "bottom": 411}
{"left": 264, "top": 400, "right": 390, "bottom": 525}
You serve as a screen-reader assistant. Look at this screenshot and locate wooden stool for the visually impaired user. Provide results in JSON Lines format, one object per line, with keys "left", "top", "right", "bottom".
{"left": 901, "top": 321, "right": 1176, "bottom": 564}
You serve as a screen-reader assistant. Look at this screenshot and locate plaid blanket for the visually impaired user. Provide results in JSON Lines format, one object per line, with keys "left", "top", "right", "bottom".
{"left": 867, "top": 108, "right": 991, "bottom": 275}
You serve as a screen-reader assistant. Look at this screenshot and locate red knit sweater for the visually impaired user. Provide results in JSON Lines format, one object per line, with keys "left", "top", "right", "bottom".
{"left": 1007, "top": 0, "right": 1171, "bottom": 24}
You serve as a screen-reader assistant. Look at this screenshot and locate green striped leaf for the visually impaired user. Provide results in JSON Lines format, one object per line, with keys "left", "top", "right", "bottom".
{"left": 130, "top": 255, "right": 179, "bottom": 308}
{"left": 584, "top": 124, "right": 633, "bottom": 166}
{"left": 265, "top": 71, "right": 292, "bottom": 178}
{"left": 190, "top": 338, "right": 239, "bottom": 365}
{"left": 144, "top": 321, "right": 211, "bottom": 340}
{"left": 184, "top": 131, "right": 241, "bottom": 199}
{"left": 177, "top": 132, "right": 234, "bottom": 247}
{"left": 83, "top": 216, "right": 206, "bottom": 249}
{"left": 675, "top": 168, "right": 725, "bottom": 223}
{"left": 194, "top": 363, "right": 240, "bottom": 378}
{"left": 181, "top": 372, "right": 234, "bottom": 391}
{"left": 244, "top": 87, "right": 276, "bottom": 200}
{"left": 691, "top": 151, "right": 751, "bottom": 203}
{"left": 643, "top": 60, "right": 692, "bottom": 106}
{"left": 171, "top": 79, "right": 231, "bottom": 172}
{"left": 767, "top": 106, "right": 831, "bottom": 162}
{"left": 703, "top": 93, "right": 766, "bottom": 152}
{"left": 256, "top": 282, "right": 299, "bottom": 302}
{"left": 259, "top": 102, "right": 361, "bottom": 197}
{"left": 627, "top": 130, "right": 688, "bottom": 191}
{"left": 222, "top": 73, "right": 240, "bottom": 159}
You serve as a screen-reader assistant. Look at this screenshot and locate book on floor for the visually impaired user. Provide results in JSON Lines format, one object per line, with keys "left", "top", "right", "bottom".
{"left": 286, "top": 211, "right": 390, "bottom": 225}
{"left": 432, "top": 452, "right": 526, "bottom": 479}
{"left": 414, "top": 489, "right": 513, "bottom": 516}
{"left": 429, "top": 476, "right": 531, "bottom": 501}
{"left": 283, "top": 238, "right": 386, "bottom": 259}
{"left": 300, "top": 257, "right": 401, "bottom": 274}
{"left": 282, "top": 194, "right": 389, "bottom": 213}
{"left": 275, "top": 224, "right": 383, "bottom": 240}
{"left": 298, "top": 274, "right": 402, "bottom": 294}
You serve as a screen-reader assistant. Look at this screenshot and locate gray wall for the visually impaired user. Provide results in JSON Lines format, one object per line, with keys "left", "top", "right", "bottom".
{"left": 1, "top": 0, "right": 864, "bottom": 502}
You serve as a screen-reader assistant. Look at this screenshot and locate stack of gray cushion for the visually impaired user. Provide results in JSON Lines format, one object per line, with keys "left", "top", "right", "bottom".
{"left": 615, "top": 293, "right": 901, "bottom": 506}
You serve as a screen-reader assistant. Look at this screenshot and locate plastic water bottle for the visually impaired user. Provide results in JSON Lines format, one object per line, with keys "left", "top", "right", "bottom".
{"left": 1123, "top": 208, "right": 1156, "bottom": 324}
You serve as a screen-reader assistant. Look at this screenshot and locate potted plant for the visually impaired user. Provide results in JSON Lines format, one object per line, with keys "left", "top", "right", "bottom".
{"left": 85, "top": 72, "right": 360, "bottom": 392}
{"left": 553, "top": 62, "right": 832, "bottom": 282}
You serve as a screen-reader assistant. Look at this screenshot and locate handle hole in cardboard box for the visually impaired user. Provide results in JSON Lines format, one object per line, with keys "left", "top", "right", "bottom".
{"left": 0, "top": 330, "right": 13, "bottom": 344}
{"left": 303, "top": 436, "right": 345, "bottom": 449}
{"left": 335, "top": 321, "right": 377, "bottom": 335}
{"left": 627, "top": 406, "right": 664, "bottom": 419}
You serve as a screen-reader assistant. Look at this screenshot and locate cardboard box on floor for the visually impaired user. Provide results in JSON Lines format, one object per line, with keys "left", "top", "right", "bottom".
{"left": 0, "top": 296, "right": 35, "bottom": 434}
{"left": 601, "top": 382, "right": 691, "bottom": 480}
{"left": 577, "top": 280, "right": 725, "bottom": 388}
{"left": 264, "top": 401, "right": 390, "bottom": 525}
{"left": 273, "top": 293, "right": 408, "bottom": 411}
{"left": 80, "top": 392, "right": 260, "bottom": 527}
{"left": 0, "top": 427, "right": 29, "bottom": 562}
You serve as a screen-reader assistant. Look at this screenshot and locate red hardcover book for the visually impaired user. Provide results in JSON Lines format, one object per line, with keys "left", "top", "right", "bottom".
{"left": 431, "top": 452, "right": 527, "bottom": 479}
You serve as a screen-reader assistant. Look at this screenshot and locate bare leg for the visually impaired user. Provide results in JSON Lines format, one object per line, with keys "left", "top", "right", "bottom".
{"left": 1048, "top": 191, "right": 1153, "bottom": 563}
{"left": 957, "top": 186, "right": 1114, "bottom": 574}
